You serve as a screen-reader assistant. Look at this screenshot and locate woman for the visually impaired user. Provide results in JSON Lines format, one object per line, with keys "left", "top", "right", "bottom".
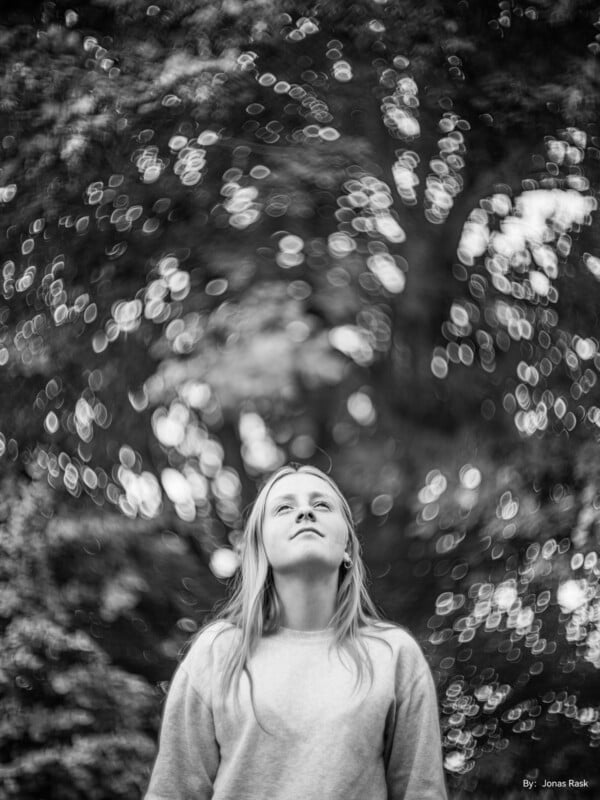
{"left": 145, "top": 464, "right": 448, "bottom": 800}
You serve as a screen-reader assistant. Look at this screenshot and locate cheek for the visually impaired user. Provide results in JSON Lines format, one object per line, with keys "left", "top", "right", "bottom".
{"left": 261, "top": 532, "right": 273, "bottom": 560}
{"left": 261, "top": 522, "right": 283, "bottom": 561}
{"left": 333, "top": 522, "right": 349, "bottom": 548}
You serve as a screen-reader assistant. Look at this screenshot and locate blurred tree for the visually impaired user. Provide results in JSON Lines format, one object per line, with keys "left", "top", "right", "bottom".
{"left": 1, "top": 0, "right": 600, "bottom": 796}
{"left": 0, "top": 475, "right": 157, "bottom": 799}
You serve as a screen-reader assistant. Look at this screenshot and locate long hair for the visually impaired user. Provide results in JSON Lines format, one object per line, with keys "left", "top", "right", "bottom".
{"left": 209, "top": 464, "right": 386, "bottom": 704}
{"left": 204, "top": 466, "right": 382, "bottom": 697}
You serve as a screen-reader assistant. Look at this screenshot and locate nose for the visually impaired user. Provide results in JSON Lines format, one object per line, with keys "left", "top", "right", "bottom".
{"left": 295, "top": 506, "right": 316, "bottom": 523}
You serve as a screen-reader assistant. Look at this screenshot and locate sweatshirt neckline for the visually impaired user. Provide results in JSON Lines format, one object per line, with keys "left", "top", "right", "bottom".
{"left": 276, "top": 626, "right": 335, "bottom": 641}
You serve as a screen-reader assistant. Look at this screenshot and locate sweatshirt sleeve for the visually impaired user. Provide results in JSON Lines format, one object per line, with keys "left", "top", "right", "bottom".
{"left": 144, "top": 651, "right": 220, "bottom": 800}
{"left": 384, "top": 637, "right": 448, "bottom": 800}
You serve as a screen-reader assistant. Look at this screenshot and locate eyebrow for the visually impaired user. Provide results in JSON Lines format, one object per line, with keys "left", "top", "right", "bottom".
{"left": 269, "top": 491, "right": 332, "bottom": 506}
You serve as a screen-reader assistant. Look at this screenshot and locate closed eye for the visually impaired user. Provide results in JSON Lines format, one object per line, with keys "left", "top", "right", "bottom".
{"left": 315, "top": 501, "right": 331, "bottom": 509}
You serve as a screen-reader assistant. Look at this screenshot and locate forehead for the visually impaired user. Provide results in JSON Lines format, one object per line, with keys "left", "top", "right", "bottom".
{"left": 266, "top": 472, "right": 339, "bottom": 503}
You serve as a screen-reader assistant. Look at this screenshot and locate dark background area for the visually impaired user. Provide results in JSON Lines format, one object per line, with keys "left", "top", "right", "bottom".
{"left": 1, "top": 1, "right": 600, "bottom": 797}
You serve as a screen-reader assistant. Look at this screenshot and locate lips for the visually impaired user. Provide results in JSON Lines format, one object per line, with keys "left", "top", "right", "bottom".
{"left": 292, "top": 527, "right": 323, "bottom": 538}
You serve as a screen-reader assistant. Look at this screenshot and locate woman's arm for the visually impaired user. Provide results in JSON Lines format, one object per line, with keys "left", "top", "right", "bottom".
{"left": 384, "top": 642, "right": 448, "bottom": 800}
{"left": 144, "top": 661, "right": 220, "bottom": 800}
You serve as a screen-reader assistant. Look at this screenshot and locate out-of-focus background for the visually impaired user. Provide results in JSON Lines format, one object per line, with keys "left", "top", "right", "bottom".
{"left": 1, "top": 1, "right": 600, "bottom": 797}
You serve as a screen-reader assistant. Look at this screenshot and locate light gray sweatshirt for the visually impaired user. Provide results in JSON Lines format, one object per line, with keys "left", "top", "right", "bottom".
{"left": 145, "top": 622, "right": 447, "bottom": 800}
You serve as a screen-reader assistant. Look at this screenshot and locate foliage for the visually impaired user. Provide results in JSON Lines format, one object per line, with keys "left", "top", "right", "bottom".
{"left": 0, "top": 476, "right": 158, "bottom": 799}
{"left": 1, "top": 0, "right": 600, "bottom": 796}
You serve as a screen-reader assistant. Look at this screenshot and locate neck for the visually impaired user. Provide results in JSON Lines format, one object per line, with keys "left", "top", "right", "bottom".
{"left": 272, "top": 571, "right": 338, "bottom": 631}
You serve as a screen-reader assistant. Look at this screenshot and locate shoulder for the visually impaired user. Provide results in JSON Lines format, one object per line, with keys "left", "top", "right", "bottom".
{"left": 362, "top": 622, "right": 432, "bottom": 682}
{"left": 362, "top": 620, "right": 421, "bottom": 649}
{"left": 182, "top": 620, "right": 240, "bottom": 671}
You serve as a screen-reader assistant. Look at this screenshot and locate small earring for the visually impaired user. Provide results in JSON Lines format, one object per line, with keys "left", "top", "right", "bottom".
{"left": 343, "top": 552, "right": 352, "bottom": 568}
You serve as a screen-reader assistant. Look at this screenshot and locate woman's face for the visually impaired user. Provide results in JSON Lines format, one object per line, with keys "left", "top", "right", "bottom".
{"left": 261, "top": 472, "right": 348, "bottom": 577}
